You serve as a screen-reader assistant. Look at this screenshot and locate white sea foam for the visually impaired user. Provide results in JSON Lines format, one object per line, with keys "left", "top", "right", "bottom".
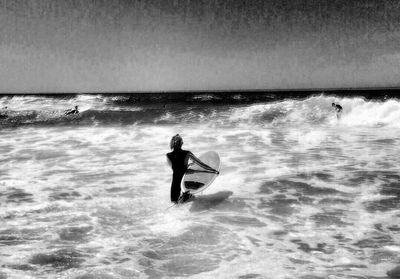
{"left": 228, "top": 95, "right": 400, "bottom": 128}
{"left": 1, "top": 95, "right": 400, "bottom": 278}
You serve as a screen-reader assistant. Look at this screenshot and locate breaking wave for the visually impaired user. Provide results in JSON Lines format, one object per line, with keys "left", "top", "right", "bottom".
{"left": 0, "top": 93, "right": 399, "bottom": 128}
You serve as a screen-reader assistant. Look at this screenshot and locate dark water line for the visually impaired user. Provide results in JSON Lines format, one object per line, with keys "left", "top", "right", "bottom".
{"left": 1, "top": 88, "right": 399, "bottom": 105}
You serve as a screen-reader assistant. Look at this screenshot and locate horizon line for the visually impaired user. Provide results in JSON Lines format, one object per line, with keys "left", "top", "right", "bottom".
{"left": 0, "top": 86, "right": 400, "bottom": 95}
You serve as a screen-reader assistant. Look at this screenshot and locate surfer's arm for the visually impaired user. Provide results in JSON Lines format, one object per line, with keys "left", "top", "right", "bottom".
{"left": 188, "top": 152, "right": 219, "bottom": 174}
{"left": 166, "top": 155, "right": 172, "bottom": 168}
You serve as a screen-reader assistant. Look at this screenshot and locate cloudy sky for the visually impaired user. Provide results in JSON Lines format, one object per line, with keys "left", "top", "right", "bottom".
{"left": 1, "top": 0, "right": 399, "bottom": 92}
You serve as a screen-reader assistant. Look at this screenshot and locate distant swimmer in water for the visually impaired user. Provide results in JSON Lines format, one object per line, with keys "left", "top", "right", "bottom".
{"left": 65, "top": 105, "right": 79, "bottom": 115}
{"left": 0, "top": 106, "right": 8, "bottom": 119}
{"left": 166, "top": 134, "right": 219, "bottom": 204}
{"left": 332, "top": 102, "right": 342, "bottom": 119}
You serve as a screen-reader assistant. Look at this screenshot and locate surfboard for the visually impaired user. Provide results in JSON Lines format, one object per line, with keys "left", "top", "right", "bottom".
{"left": 181, "top": 151, "right": 220, "bottom": 194}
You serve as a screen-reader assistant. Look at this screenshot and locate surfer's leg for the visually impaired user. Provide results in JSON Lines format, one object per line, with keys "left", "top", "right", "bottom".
{"left": 170, "top": 180, "right": 181, "bottom": 203}
{"left": 179, "top": 191, "right": 195, "bottom": 203}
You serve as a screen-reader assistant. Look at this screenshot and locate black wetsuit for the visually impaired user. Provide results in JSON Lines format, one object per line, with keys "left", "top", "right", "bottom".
{"left": 65, "top": 109, "right": 79, "bottom": 115}
{"left": 166, "top": 149, "right": 189, "bottom": 203}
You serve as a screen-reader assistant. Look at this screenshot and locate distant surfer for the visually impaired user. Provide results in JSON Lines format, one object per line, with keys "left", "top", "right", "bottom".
{"left": 0, "top": 106, "right": 8, "bottom": 119}
{"left": 166, "top": 134, "right": 219, "bottom": 204}
{"left": 332, "top": 102, "right": 342, "bottom": 119}
{"left": 65, "top": 105, "right": 79, "bottom": 115}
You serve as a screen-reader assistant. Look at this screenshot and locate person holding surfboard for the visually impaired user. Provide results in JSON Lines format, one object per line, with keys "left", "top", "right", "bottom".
{"left": 167, "top": 134, "right": 219, "bottom": 204}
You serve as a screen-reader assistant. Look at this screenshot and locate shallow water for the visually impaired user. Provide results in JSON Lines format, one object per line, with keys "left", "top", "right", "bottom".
{"left": 0, "top": 94, "right": 400, "bottom": 278}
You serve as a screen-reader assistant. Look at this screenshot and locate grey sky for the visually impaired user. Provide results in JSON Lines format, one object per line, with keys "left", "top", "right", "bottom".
{"left": 1, "top": 0, "right": 399, "bottom": 92}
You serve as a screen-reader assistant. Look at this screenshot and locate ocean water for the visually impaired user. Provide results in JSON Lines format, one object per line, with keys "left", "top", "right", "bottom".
{"left": 0, "top": 93, "right": 399, "bottom": 279}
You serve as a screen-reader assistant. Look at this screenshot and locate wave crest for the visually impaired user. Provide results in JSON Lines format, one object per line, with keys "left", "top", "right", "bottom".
{"left": 1, "top": 94, "right": 399, "bottom": 128}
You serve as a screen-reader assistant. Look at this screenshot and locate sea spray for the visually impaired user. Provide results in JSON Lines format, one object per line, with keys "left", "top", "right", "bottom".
{"left": 0, "top": 93, "right": 399, "bottom": 278}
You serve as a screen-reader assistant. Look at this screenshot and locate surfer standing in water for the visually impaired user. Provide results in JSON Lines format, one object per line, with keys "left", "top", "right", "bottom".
{"left": 167, "top": 134, "right": 219, "bottom": 204}
{"left": 332, "top": 102, "right": 343, "bottom": 119}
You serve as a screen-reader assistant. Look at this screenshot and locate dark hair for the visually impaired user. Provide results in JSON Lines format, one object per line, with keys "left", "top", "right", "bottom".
{"left": 332, "top": 103, "right": 335, "bottom": 106}
{"left": 170, "top": 134, "right": 183, "bottom": 150}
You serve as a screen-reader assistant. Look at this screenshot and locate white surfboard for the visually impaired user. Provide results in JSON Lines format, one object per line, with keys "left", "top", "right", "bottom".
{"left": 181, "top": 151, "right": 220, "bottom": 194}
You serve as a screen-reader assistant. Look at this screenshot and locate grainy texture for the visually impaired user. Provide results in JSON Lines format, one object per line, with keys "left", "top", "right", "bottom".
{"left": 0, "top": 0, "right": 399, "bottom": 91}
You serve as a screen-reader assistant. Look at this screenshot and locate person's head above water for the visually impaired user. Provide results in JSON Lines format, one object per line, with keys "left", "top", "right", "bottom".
{"left": 170, "top": 134, "right": 183, "bottom": 150}
{"left": 332, "top": 103, "right": 336, "bottom": 107}
{"left": 75, "top": 106, "right": 78, "bottom": 110}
